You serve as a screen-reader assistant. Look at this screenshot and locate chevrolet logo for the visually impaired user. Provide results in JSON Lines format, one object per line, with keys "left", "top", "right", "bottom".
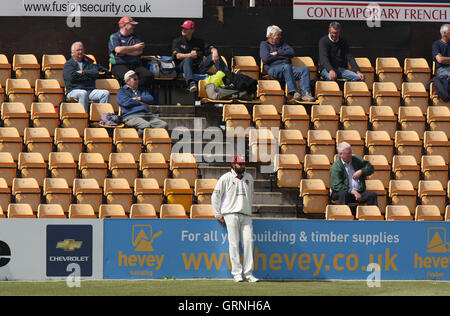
{"left": 56, "top": 239, "right": 83, "bottom": 251}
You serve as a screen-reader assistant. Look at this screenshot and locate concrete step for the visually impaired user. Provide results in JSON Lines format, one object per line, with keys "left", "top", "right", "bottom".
{"left": 252, "top": 204, "right": 298, "bottom": 218}
{"left": 149, "top": 105, "right": 195, "bottom": 116}
{"left": 162, "top": 117, "right": 206, "bottom": 130}
{"left": 253, "top": 191, "right": 298, "bottom": 205}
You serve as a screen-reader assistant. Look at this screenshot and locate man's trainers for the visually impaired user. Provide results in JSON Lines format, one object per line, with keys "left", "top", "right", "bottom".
{"left": 188, "top": 81, "right": 197, "bottom": 93}
{"left": 301, "top": 92, "right": 315, "bottom": 102}
{"left": 233, "top": 275, "right": 244, "bottom": 283}
{"left": 245, "top": 275, "right": 259, "bottom": 283}
{"left": 292, "top": 92, "right": 302, "bottom": 101}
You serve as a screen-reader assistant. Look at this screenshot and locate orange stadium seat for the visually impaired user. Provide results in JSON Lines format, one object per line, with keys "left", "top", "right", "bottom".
{"left": 0, "top": 127, "right": 23, "bottom": 161}
{"left": 99, "top": 204, "right": 128, "bottom": 219}
{"left": 89, "top": 103, "right": 121, "bottom": 127}
{"left": 18, "top": 152, "right": 47, "bottom": 187}
{"left": 160, "top": 204, "right": 188, "bottom": 219}
{"left": 54, "top": 128, "right": 83, "bottom": 162}
{"left": 281, "top": 104, "right": 309, "bottom": 136}
{"left": 95, "top": 79, "right": 121, "bottom": 112}
{"left": 24, "top": 127, "right": 53, "bottom": 162}
{"left": 249, "top": 128, "right": 277, "bottom": 163}
{"left": 311, "top": 105, "right": 339, "bottom": 139}
{"left": 190, "top": 204, "right": 215, "bottom": 219}
{"left": 392, "top": 155, "right": 420, "bottom": 189}
{"left": 109, "top": 153, "right": 138, "bottom": 188}
{"left": 274, "top": 154, "right": 302, "bottom": 189}
{"left": 398, "top": 106, "right": 425, "bottom": 138}
{"left": 253, "top": 104, "right": 281, "bottom": 129}
{"left": 194, "top": 179, "right": 218, "bottom": 205}
{"left": 385, "top": 205, "right": 413, "bottom": 221}
{"left": 84, "top": 127, "right": 112, "bottom": 162}
{"left": 421, "top": 155, "right": 448, "bottom": 189}
{"left": 42, "top": 54, "right": 66, "bottom": 88}
{"left": 130, "top": 203, "right": 158, "bottom": 219}
{"left": 303, "top": 154, "right": 330, "bottom": 188}
{"left": 257, "top": 80, "right": 284, "bottom": 113}
{"left": 13, "top": 54, "right": 40, "bottom": 88}
{"left": 48, "top": 151, "right": 77, "bottom": 188}
{"left": 356, "top": 205, "right": 383, "bottom": 221}
{"left": 43, "top": 177, "right": 72, "bottom": 212}
{"left": 78, "top": 153, "right": 107, "bottom": 188}
{"left": 104, "top": 178, "right": 133, "bottom": 213}
{"left": 418, "top": 180, "right": 446, "bottom": 212}
{"left": 170, "top": 153, "right": 198, "bottom": 187}
{"left": 401, "top": 82, "right": 428, "bottom": 114}
{"left": 404, "top": 58, "right": 430, "bottom": 87}
{"left": 389, "top": 180, "right": 417, "bottom": 215}
{"left": 344, "top": 81, "right": 371, "bottom": 114}
{"left": 427, "top": 106, "right": 450, "bottom": 136}
{"left": 31, "top": 102, "right": 59, "bottom": 137}
{"left": 38, "top": 204, "right": 66, "bottom": 219}
{"left": 139, "top": 153, "right": 168, "bottom": 187}
{"left": 300, "top": 179, "right": 329, "bottom": 214}
{"left": 315, "top": 81, "right": 342, "bottom": 114}
{"left": 365, "top": 179, "right": 387, "bottom": 214}
{"left": 375, "top": 57, "right": 403, "bottom": 90}
{"left": 423, "top": 131, "right": 449, "bottom": 164}
{"left": 164, "top": 178, "right": 193, "bottom": 214}
{"left": 372, "top": 82, "right": 400, "bottom": 114}
{"left": 59, "top": 103, "right": 88, "bottom": 136}
{"left": 307, "top": 130, "right": 335, "bottom": 163}
{"left": 415, "top": 205, "right": 443, "bottom": 221}
{"left": 0, "top": 152, "right": 17, "bottom": 187}
{"left": 7, "top": 203, "right": 35, "bottom": 219}
{"left": 369, "top": 106, "right": 397, "bottom": 137}
{"left": 1, "top": 102, "right": 29, "bottom": 137}
{"left": 326, "top": 205, "right": 354, "bottom": 220}
{"left": 0, "top": 54, "right": 11, "bottom": 87}
{"left": 365, "top": 130, "right": 394, "bottom": 163}
{"left": 340, "top": 106, "right": 368, "bottom": 140}
{"left": 69, "top": 204, "right": 97, "bottom": 219}
{"left": 12, "top": 177, "right": 41, "bottom": 211}
{"left": 394, "top": 131, "right": 422, "bottom": 163}
{"left": 336, "top": 130, "right": 364, "bottom": 157}
{"left": 113, "top": 128, "right": 142, "bottom": 162}
{"left": 35, "top": 79, "right": 64, "bottom": 108}
{"left": 232, "top": 56, "right": 259, "bottom": 81}
{"left": 143, "top": 128, "right": 172, "bottom": 162}
{"left": 134, "top": 178, "right": 163, "bottom": 212}
{"left": 0, "top": 178, "right": 11, "bottom": 212}
{"left": 279, "top": 129, "right": 307, "bottom": 163}
{"left": 222, "top": 104, "right": 251, "bottom": 138}
{"left": 73, "top": 178, "right": 103, "bottom": 213}
{"left": 352, "top": 57, "right": 374, "bottom": 90}
{"left": 6, "top": 79, "right": 34, "bottom": 112}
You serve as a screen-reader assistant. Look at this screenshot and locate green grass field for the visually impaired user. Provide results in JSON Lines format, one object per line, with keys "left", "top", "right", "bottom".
{"left": 1, "top": 279, "right": 450, "bottom": 296}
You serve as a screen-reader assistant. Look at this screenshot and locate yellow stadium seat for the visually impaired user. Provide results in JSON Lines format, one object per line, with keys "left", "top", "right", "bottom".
{"left": 89, "top": 103, "right": 121, "bottom": 127}
{"left": 1, "top": 102, "right": 29, "bottom": 137}
{"left": 344, "top": 81, "right": 371, "bottom": 114}
{"left": 375, "top": 57, "right": 402, "bottom": 90}
{"left": 257, "top": 80, "right": 284, "bottom": 113}
{"left": 372, "top": 82, "right": 401, "bottom": 114}
{"left": 253, "top": 104, "right": 281, "bottom": 129}
{"left": 279, "top": 129, "right": 307, "bottom": 163}
{"left": 365, "top": 179, "right": 387, "bottom": 214}
{"left": 274, "top": 154, "right": 302, "bottom": 189}
{"left": 369, "top": 106, "right": 397, "bottom": 137}
{"left": 315, "top": 81, "right": 343, "bottom": 114}
{"left": 336, "top": 130, "right": 364, "bottom": 157}
{"left": 352, "top": 57, "right": 374, "bottom": 90}
{"left": 392, "top": 155, "right": 420, "bottom": 189}
{"left": 78, "top": 153, "right": 107, "bottom": 188}
{"left": 84, "top": 128, "right": 112, "bottom": 162}
{"left": 385, "top": 205, "right": 413, "bottom": 221}
{"left": 109, "top": 153, "right": 138, "bottom": 188}
{"left": 95, "top": 79, "right": 120, "bottom": 112}
{"left": 113, "top": 128, "right": 142, "bottom": 162}
{"left": 130, "top": 203, "right": 158, "bottom": 219}
{"left": 326, "top": 205, "right": 354, "bottom": 220}
{"left": 0, "top": 152, "right": 17, "bottom": 187}
{"left": 418, "top": 180, "right": 446, "bottom": 212}
{"left": 73, "top": 178, "right": 103, "bottom": 213}
{"left": 300, "top": 179, "right": 329, "bottom": 214}
{"left": 49, "top": 152, "right": 77, "bottom": 187}
{"left": 12, "top": 177, "right": 41, "bottom": 211}
{"left": 421, "top": 155, "right": 448, "bottom": 189}
{"left": 190, "top": 204, "right": 215, "bottom": 219}
{"left": 423, "top": 131, "right": 449, "bottom": 165}
{"left": 24, "top": 127, "right": 53, "bottom": 162}
{"left": 143, "top": 128, "right": 172, "bottom": 162}
{"left": 164, "top": 178, "right": 193, "bottom": 214}
{"left": 0, "top": 127, "right": 23, "bottom": 161}
{"left": 18, "top": 152, "right": 47, "bottom": 187}
{"left": 307, "top": 130, "right": 335, "bottom": 163}
{"left": 427, "top": 106, "right": 450, "bottom": 136}
{"left": 0, "top": 178, "right": 11, "bottom": 212}
{"left": 43, "top": 177, "right": 72, "bottom": 212}
{"left": 31, "top": 102, "right": 59, "bottom": 137}
{"left": 170, "top": 153, "right": 198, "bottom": 187}
{"left": 365, "top": 130, "right": 394, "bottom": 163}
{"left": 38, "top": 204, "right": 66, "bottom": 219}
{"left": 139, "top": 153, "right": 168, "bottom": 187}
{"left": 194, "top": 179, "right": 218, "bottom": 204}
{"left": 404, "top": 58, "right": 430, "bottom": 86}
{"left": 389, "top": 180, "right": 417, "bottom": 214}
{"left": 356, "top": 205, "right": 383, "bottom": 221}
{"left": 394, "top": 131, "right": 422, "bottom": 163}
{"left": 59, "top": 103, "right": 88, "bottom": 136}
{"left": 311, "top": 105, "right": 339, "bottom": 139}
{"left": 69, "top": 204, "right": 97, "bottom": 219}
{"left": 340, "top": 106, "right": 368, "bottom": 140}
{"left": 304, "top": 154, "right": 330, "bottom": 188}
{"left": 430, "top": 82, "right": 450, "bottom": 107}
{"left": 104, "top": 178, "right": 133, "bottom": 213}
{"left": 42, "top": 54, "right": 66, "bottom": 87}
{"left": 5, "top": 79, "right": 34, "bottom": 112}
{"left": 281, "top": 104, "right": 309, "bottom": 136}
{"left": 35, "top": 79, "right": 64, "bottom": 109}
{"left": 398, "top": 106, "right": 425, "bottom": 138}
{"left": 0, "top": 54, "right": 11, "bottom": 87}
{"left": 364, "top": 155, "right": 391, "bottom": 189}
{"left": 160, "top": 204, "right": 188, "bottom": 219}
{"left": 401, "top": 82, "right": 428, "bottom": 114}
{"left": 54, "top": 128, "right": 83, "bottom": 162}
{"left": 7, "top": 203, "right": 35, "bottom": 218}
{"left": 232, "top": 56, "right": 259, "bottom": 81}
{"left": 222, "top": 104, "right": 251, "bottom": 138}
{"left": 134, "top": 178, "right": 163, "bottom": 212}
{"left": 249, "top": 128, "right": 277, "bottom": 163}
{"left": 415, "top": 205, "right": 443, "bottom": 221}
{"left": 13, "top": 54, "right": 40, "bottom": 88}
{"left": 99, "top": 204, "right": 128, "bottom": 219}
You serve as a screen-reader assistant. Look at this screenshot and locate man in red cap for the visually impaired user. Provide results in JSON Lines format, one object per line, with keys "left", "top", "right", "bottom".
{"left": 211, "top": 155, "right": 258, "bottom": 283}
{"left": 108, "top": 16, "right": 154, "bottom": 89}
{"left": 172, "top": 20, "right": 228, "bottom": 93}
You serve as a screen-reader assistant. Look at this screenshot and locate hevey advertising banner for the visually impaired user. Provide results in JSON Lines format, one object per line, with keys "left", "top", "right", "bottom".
{"left": 0, "top": 219, "right": 103, "bottom": 281}
{"left": 0, "top": 0, "right": 203, "bottom": 18}
{"left": 294, "top": 0, "right": 450, "bottom": 22}
{"left": 104, "top": 219, "right": 450, "bottom": 281}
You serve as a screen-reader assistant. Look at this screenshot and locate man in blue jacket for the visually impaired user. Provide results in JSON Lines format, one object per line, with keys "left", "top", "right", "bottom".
{"left": 260, "top": 25, "right": 314, "bottom": 102}
{"left": 117, "top": 70, "right": 167, "bottom": 137}
{"left": 63, "top": 41, "right": 110, "bottom": 113}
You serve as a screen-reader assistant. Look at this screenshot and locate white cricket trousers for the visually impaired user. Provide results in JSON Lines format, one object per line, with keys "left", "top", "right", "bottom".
{"left": 224, "top": 213, "right": 254, "bottom": 278}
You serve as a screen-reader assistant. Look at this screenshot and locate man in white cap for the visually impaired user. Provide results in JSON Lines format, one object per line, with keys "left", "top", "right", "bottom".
{"left": 211, "top": 155, "right": 258, "bottom": 283}
{"left": 116, "top": 70, "right": 167, "bottom": 137}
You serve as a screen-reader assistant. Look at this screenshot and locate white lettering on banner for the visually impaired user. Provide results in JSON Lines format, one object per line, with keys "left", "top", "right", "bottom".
{"left": 294, "top": 1, "right": 450, "bottom": 22}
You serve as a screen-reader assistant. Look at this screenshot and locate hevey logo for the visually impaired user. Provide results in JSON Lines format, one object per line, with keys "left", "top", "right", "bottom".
{"left": 118, "top": 225, "right": 164, "bottom": 277}
{"left": 0, "top": 241, "right": 11, "bottom": 267}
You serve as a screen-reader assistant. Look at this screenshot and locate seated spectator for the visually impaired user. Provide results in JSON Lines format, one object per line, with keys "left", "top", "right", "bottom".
{"left": 117, "top": 70, "right": 167, "bottom": 137}
{"left": 172, "top": 20, "right": 228, "bottom": 93}
{"left": 108, "top": 16, "right": 154, "bottom": 89}
{"left": 318, "top": 22, "right": 364, "bottom": 82}
{"left": 432, "top": 24, "right": 450, "bottom": 77}
{"left": 63, "top": 41, "right": 110, "bottom": 113}
{"left": 260, "top": 25, "right": 314, "bottom": 102}
{"left": 330, "top": 142, "right": 377, "bottom": 206}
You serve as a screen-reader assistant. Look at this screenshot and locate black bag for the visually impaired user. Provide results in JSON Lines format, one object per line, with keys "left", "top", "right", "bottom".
{"left": 147, "top": 56, "right": 177, "bottom": 79}
{"left": 223, "top": 72, "right": 258, "bottom": 95}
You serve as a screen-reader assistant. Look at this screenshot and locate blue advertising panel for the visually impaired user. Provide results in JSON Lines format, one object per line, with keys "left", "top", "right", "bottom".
{"left": 103, "top": 219, "right": 450, "bottom": 281}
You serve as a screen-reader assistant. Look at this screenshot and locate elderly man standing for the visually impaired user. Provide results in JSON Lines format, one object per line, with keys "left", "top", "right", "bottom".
{"left": 432, "top": 24, "right": 450, "bottom": 77}
{"left": 318, "top": 22, "right": 364, "bottom": 82}
{"left": 63, "top": 41, "right": 110, "bottom": 113}
{"left": 330, "top": 142, "right": 377, "bottom": 206}
{"left": 116, "top": 70, "right": 167, "bottom": 137}
{"left": 260, "top": 25, "right": 314, "bottom": 102}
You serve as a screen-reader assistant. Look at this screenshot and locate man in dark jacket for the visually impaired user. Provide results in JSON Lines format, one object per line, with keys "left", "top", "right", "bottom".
{"left": 172, "top": 20, "right": 228, "bottom": 93}
{"left": 330, "top": 142, "right": 377, "bottom": 205}
{"left": 318, "top": 22, "right": 364, "bottom": 82}
{"left": 260, "top": 25, "right": 314, "bottom": 102}
{"left": 63, "top": 41, "right": 110, "bottom": 113}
